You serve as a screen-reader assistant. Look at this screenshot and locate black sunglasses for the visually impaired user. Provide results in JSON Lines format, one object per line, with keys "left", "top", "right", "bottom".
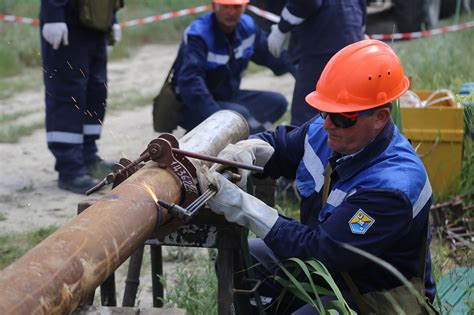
{"left": 320, "top": 104, "right": 392, "bottom": 129}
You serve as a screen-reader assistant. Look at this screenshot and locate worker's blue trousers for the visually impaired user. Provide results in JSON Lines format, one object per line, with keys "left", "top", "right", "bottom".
{"left": 181, "top": 89, "right": 288, "bottom": 135}
{"left": 41, "top": 27, "right": 107, "bottom": 180}
{"left": 290, "top": 54, "right": 333, "bottom": 126}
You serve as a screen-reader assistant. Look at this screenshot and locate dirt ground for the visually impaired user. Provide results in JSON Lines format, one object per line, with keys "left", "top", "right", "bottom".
{"left": 0, "top": 44, "right": 294, "bottom": 307}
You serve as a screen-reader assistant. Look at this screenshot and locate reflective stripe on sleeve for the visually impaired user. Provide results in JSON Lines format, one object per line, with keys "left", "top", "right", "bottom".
{"left": 234, "top": 34, "right": 255, "bottom": 59}
{"left": 281, "top": 7, "right": 305, "bottom": 26}
{"left": 207, "top": 52, "right": 229, "bottom": 64}
{"left": 412, "top": 177, "right": 432, "bottom": 218}
{"left": 327, "top": 189, "right": 348, "bottom": 207}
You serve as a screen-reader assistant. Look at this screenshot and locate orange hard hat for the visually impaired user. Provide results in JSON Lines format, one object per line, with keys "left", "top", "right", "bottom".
{"left": 213, "top": 0, "right": 249, "bottom": 4}
{"left": 305, "top": 39, "right": 409, "bottom": 113}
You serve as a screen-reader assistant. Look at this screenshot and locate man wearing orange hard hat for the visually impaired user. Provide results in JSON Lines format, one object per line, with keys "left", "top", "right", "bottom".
{"left": 171, "top": 0, "right": 294, "bottom": 134}
{"left": 201, "top": 39, "right": 437, "bottom": 313}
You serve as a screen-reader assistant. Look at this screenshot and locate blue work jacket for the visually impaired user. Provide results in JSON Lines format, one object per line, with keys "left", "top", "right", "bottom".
{"left": 278, "top": 0, "right": 366, "bottom": 62}
{"left": 172, "top": 12, "right": 292, "bottom": 124}
{"left": 254, "top": 117, "right": 436, "bottom": 300}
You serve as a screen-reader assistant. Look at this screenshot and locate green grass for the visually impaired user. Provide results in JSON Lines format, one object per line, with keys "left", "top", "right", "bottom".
{"left": 0, "top": 212, "right": 6, "bottom": 222}
{"left": 107, "top": 93, "right": 155, "bottom": 111}
{"left": 394, "top": 12, "right": 474, "bottom": 93}
{"left": 272, "top": 258, "right": 356, "bottom": 314}
{"left": 163, "top": 255, "right": 218, "bottom": 315}
{"left": 0, "top": 226, "right": 57, "bottom": 270}
{"left": 0, "top": 110, "right": 36, "bottom": 123}
{"left": 0, "top": 121, "right": 44, "bottom": 143}
{"left": 0, "top": 69, "right": 42, "bottom": 100}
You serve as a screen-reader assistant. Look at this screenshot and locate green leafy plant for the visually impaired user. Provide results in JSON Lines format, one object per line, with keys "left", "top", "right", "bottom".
{"left": 163, "top": 257, "right": 217, "bottom": 315}
{"left": 272, "top": 258, "right": 356, "bottom": 314}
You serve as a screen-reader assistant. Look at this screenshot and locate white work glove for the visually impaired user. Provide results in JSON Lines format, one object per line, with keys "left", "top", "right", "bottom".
{"left": 42, "top": 22, "right": 69, "bottom": 50}
{"left": 112, "top": 23, "right": 122, "bottom": 43}
{"left": 209, "top": 139, "right": 274, "bottom": 190}
{"left": 267, "top": 24, "right": 288, "bottom": 58}
{"left": 207, "top": 171, "right": 279, "bottom": 239}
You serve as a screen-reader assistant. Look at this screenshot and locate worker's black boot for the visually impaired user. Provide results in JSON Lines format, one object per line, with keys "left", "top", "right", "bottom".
{"left": 58, "top": 174, "right": 100, "bottom": 194}
{"left": 86, "top": 155, "right": 115, "bottom": 179}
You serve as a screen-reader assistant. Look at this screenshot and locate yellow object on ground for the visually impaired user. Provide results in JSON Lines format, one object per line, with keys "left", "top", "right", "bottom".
{"left": 401, "top": 90, "right": 465, "bottom": 197}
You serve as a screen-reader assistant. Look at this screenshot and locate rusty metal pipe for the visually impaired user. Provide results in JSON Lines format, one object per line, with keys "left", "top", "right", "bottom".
{"left": 0, "top": 110, "right": 249, "bottom": 315}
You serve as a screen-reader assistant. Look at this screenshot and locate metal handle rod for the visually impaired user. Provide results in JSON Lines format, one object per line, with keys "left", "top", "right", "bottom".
{"left": 172, "top": 148, "right": 264, "bottom": 173}
{"left": 186, "top": 189, "right": 216, "bottom": 215}
{"left": 186, "top": 188, "right": 216, "bottom": 211}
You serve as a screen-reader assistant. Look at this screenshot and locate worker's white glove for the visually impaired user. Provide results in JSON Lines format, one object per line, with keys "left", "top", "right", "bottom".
{"left": 112, "top": 23, "right": 122, "bottom": 43}
{"left": 42, "top": 22, "right": 69, "bottom": 50}
{"left": 207, "top": 171, "right": 279, "bottom": 239}
{"left": 267, "top": 24, "right": 288, "bottom": 58}
{"left": 209, "top": 139, "right": 274, "bottom": 190}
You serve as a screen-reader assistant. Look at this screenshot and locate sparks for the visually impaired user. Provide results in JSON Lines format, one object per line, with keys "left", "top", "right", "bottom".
{"left": 142, "top": 183, "right": 158, "bottom": 203}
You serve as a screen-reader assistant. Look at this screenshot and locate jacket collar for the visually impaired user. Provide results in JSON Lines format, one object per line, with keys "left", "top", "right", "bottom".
{"left": 211, "top": 13, "right": 239, "bottom": 44}
{"left": 330, "top": 119, "right": 395, "bottom": 182}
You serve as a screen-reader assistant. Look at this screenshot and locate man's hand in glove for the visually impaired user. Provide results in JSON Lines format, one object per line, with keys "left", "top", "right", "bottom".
{"left": 209, "top": 139, "right": 274, "bottom": 190}
{"left": 112, "top": 23, "right": 122, "bottom": 43}
{"left": 206, "top": 171, "right": 279, "bottom": 239}
{"left": 267, "top": 24, "right": 288, "bottom": 58}
{"left": 42, "top": 23, "right": 69, "bottom": 50}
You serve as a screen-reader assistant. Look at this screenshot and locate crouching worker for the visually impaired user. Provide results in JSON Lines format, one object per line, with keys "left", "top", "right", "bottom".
{"left": 172, "top": 0, "right": 294, "bottom": 134}
{"left": 200, "top": 40, "right": 437, "bottom": 314}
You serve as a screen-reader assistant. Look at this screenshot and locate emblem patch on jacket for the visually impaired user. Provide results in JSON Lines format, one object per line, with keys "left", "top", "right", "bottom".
{"left": 349, "top": 209, "right": 375, "bottom": 234}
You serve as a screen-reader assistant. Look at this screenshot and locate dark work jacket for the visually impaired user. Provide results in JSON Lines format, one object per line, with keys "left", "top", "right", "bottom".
{"left": 172, "top": 12, "right": 293, "bottom": 124}
{"left": 278, "top": 0, "right": 366, "bottom": 62}
{"left": 254, "top": 118, "right": 436, "bottom": 301}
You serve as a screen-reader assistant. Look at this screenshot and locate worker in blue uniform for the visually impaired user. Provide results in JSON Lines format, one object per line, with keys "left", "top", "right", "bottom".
{"left": 267, "top": 0, "right": 366, "bottom": 126}
{"left": 173, "top": 0, "right": 294, "bottom": 134}
{"left": 40, "top": 0, "right": 121, "bottom": 194}
{"left": 201, "top": 40, "right": 437, "bottom": 313}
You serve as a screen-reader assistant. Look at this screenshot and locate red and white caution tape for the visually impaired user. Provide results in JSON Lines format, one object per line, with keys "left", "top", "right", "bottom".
{"left": 120, "top": 5, "right": 210, "bottom": 28}
{"left": 247, "top": 5, "right": 280, "bottom": 23}
{"left": 1, "top": 4, "right": 473, "bottom": 40}
{"left": 0, "top": 5, "right": 211, "bottom": 28}
{"left": 246, "top": 5, "right": 474, "bottom": 40}
{"left": 368, "top": 20, "right": 474, "bottom": 40}
{"left": 0, "top": 14, "right": 39, "bottom": 25}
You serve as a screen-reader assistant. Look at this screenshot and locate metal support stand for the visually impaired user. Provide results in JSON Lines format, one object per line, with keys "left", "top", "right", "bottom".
{"left": 217, "top": 230, "right": 236, "bottom": 315}
{"left": 78, "top": 171, "right": 276, "bottom": 314}
{"left": 122, "top": 245, "right": 145, "bottom": 307}
{"left": 77, "top": 199, "right": 117, "bottom": 307}
{"left": 150, "top": 245, "right": 164, "bottom": 308}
